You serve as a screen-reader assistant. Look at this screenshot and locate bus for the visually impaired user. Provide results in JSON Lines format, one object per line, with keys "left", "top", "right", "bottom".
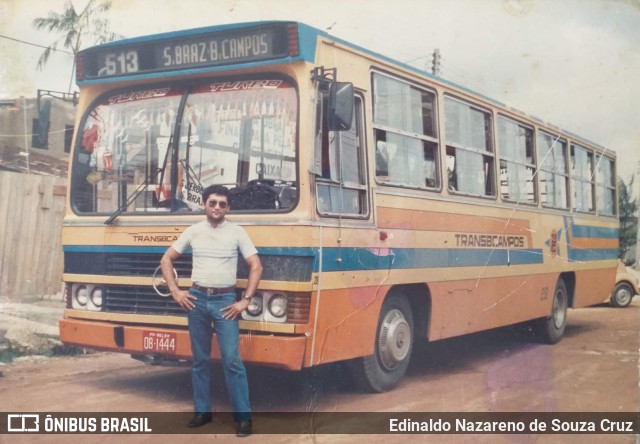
{"left": 60, "top": 21, "right": 619, "bottom": 392}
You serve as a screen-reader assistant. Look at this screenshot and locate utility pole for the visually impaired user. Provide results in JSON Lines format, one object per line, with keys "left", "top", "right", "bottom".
{"left": 431, "top": 48, "right": 441, "bottom": 76}
{"left": 21, "top": 96, "right": 30, "bottom": 174}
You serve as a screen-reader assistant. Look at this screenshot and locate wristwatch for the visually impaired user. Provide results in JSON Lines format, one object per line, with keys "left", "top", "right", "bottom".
{"left": 243, "top": 291, "right": 254, "bottom": 300}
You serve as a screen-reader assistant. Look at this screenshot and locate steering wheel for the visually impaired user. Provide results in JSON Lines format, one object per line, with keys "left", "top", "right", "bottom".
{"left": 247, "top": 179, "right": 280, "bottom": 209}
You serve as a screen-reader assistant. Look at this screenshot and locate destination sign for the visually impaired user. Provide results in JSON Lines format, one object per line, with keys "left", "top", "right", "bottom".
{"left": 156, "top": 31, "right": 273, "bottom": 69}
{"left": 80, "top": 24, "right": 293, "bottom": 80}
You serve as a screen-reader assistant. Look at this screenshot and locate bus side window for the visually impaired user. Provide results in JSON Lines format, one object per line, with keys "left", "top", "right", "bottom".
{"left": 315, "top": 94, "right": 368, "bottom": 217}
{"left": 570, "top": 144, "right": 595, "bottom": 213}
{"left": 371, "top": 73, "right": 439, "bottom": 190}
{"left": 498, "top": 116, "right": 536, "bottom": 204}
{"left": 444, "top": 96, "right": 495, "bottom": 197}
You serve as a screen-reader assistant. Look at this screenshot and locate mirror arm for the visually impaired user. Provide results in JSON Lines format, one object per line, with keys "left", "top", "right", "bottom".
{"left": 310, "top": 66, "right": 337, "bottom": 85}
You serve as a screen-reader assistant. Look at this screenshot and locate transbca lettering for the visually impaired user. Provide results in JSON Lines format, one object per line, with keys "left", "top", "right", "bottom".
{"left": 133, "top": 235, "right": 178, "bottom": 243}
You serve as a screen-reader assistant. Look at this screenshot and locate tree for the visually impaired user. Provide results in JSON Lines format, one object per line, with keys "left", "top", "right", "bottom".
{"left": 618, "top": 175, "right": 638, "bottom": 264}
{"left": 32, "top": 0, "right": 119, "bottom": 92}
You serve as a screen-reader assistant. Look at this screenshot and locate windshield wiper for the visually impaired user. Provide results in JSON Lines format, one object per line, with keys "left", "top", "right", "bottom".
{"left": 104, "top": 179, "right": 149, "bottom": 225}
{"left": 105, "top": 134, "right": 174, "bottom": 225}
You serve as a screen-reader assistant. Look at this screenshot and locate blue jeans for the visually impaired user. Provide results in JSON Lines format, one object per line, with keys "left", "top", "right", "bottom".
{"left": 187, "top": 288, "right": 251, "bottom": 422}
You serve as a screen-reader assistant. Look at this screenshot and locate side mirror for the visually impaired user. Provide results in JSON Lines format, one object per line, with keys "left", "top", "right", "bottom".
{"left": 327, "top": 82, "right": 354, "bottom": 131}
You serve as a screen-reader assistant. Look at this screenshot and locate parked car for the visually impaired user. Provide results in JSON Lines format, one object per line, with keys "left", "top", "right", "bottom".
{"left": 610, "top": 261, "right": 640, "bottom": 308}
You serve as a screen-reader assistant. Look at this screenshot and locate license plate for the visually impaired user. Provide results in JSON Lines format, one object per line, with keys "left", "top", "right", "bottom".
{"left": 142, "top": 330, "right": 177, "bottom": 354}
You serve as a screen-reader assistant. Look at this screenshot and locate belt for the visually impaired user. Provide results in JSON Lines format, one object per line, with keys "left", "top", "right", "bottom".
{"left": 191, "top": 284, "right": 236, "bottom": 295}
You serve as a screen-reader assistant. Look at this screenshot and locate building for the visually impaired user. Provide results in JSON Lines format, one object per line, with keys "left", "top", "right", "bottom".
{"left": 0, "top": 95, "right": 76, "bottom": 177}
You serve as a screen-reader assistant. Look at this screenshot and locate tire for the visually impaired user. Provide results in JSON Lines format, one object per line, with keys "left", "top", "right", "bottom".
{"left": 349, "top": 294, "right": 414, "bottom": 392}
{"left": 534, "top": 279, "right": 568, "bottom": 344}
{"left": 610, "top": 282, "right": 634, "bottom": 308}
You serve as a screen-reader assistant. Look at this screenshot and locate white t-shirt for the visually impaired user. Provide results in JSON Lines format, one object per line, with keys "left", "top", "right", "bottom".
{"left": 172, "top": 219, "right": 258, "bottom": 288}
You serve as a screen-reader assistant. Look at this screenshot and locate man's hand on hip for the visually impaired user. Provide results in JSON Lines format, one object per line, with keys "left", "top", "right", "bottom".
{"left": 172, "top": 289, "right": 197, "bottom": 311}
{"left": 221, "top": 298, "right": 250, "bottom": 320}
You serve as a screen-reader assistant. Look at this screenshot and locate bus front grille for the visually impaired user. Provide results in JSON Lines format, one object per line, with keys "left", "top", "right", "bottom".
{"left": 101, "top": 285, "right": 310, "bottom": 323}
{"left": 104, "top": 285, "right": 185, "bottom": 316}
{"left": 106, "top": 254, "right": 192, "bottom": 276}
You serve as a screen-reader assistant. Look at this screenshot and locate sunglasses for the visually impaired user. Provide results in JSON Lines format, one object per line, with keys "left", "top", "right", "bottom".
{"left": 206, "top": 199, "right": 228, "bottom": 209}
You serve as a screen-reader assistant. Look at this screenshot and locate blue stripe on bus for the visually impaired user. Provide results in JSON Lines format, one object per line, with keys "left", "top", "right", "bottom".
{"left": 63, "top": 245, "right": 318, "bottom": 256}
{"left": 567, "top": 249, "right": 618, "bottom": 262}
{"left": 570, "top": 224, "right": 619, "bottom": 239}
{"left": 63, "top": 245, "right": 544, "bottom": 271}
{"left": 64, "top": 242, "right": 619, "bottom": 267}
{"left": 562, "top": 217, "right": 619, "bottom": 262}
{"left": 64, "top": 245, "right": 170, "bottom": 254}
{"left": 320, "top": 248, "right": 543, "bottom": 272}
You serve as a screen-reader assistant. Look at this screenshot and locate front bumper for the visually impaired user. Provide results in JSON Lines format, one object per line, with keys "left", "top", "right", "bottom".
{"left": 59, "top": 318, "right": 307, "bottom": 370}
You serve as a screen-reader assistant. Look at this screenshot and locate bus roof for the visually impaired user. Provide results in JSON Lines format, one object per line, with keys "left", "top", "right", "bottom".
{"left": 78, "top": 20, "right": 613, "bottom": 155}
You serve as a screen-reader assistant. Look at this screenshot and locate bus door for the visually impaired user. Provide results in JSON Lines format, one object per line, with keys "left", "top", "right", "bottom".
{"left": 313, "top": 86, "right": 372, "bottom": 271}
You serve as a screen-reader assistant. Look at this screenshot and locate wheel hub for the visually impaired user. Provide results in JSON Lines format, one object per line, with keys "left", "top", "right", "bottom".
{"left": 552, "top": 289, "right": 566, "bottom": 329}
{"left": 378, "top": 308, "right": 411, "bottom": 371}
{"left": 616, "top": 287, "right": 632, "bottom": 305}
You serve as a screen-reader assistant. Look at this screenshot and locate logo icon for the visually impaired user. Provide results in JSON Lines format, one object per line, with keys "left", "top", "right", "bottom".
{"left": 7, "top": 414, "right": 40, "bottom": 432}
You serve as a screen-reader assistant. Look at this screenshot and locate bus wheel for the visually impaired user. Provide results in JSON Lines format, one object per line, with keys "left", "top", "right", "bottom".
{"left": 349, "top": 294, "right": 414, "bottom": 392}
{"left": 534, "top": 279, "right": 568, "bottom": 344}
{"left": 610, "top": 282, "right": 634, "bottom": 308}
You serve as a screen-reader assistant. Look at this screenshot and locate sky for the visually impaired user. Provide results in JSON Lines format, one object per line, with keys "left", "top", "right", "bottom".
{"left": 0, "top": 0, "right": 638, "bottom": 183}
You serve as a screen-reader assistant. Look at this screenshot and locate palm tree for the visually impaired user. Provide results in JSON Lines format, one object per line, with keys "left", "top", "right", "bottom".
{"left": 33, "top": 0, "right": 119, "bottom": 92}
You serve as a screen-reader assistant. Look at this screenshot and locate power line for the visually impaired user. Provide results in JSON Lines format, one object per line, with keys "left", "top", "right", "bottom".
{"left": 0, "top": 34, "right": 73, "bottom": 55}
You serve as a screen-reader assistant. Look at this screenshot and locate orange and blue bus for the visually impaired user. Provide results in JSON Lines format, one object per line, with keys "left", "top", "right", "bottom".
{"left": 60, "top": 21, "right": 618, "bottom": 391}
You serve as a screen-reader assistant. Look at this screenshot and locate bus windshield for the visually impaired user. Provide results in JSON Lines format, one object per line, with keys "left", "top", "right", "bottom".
{"left": 71, "top": 78, "right": 298, "bottom": 216}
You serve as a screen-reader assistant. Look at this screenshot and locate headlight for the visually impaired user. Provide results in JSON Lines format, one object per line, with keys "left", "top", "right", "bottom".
{"left": 76, "top": 285, "right": 88, "bottom": 306}
{"left": 71, "top": 284, "right": 103, "bottom": 311}
{"left": 246, "top": 295, "right": 263, "bottom": 317}
{"left": 267, "top": 294, "right": 287, "bottom": 318}
{"left": 241, "top": 292, "right": 289, "bottom": 323}
{"left": 91, "top": 287, "right": 103, "bottom": 308}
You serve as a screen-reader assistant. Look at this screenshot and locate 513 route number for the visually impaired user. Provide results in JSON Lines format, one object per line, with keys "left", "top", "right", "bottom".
{"left": 102, "top": 50, "right": 139, "bottom": 75}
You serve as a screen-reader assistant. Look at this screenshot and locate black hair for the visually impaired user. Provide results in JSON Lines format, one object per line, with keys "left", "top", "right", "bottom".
{"left": 202, "top": 184, "right": 230, "bottom": 205}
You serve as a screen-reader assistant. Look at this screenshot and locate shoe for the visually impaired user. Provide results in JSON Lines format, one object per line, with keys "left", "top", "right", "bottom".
{"left": 188, "top": 413, "right": 212, "bottom": 428}
{"left": 236, "top": 420, "right": 252, "bottom": 437}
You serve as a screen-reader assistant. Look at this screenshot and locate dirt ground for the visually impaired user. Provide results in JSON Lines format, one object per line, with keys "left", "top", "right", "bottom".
{"left": 0, "top": 296, "right": 639, "bottom": 443}
{"left": 0, "top": 296, "right": 66, "bottom": 363}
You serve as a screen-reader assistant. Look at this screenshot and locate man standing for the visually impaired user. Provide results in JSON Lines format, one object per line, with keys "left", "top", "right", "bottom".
{"left": 160, "top": 184, "right": 262, "bottom": 437}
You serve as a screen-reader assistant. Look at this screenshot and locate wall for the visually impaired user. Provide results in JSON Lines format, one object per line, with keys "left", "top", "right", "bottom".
{"left": 0, "top": 171, "right": 67, "bottom": 297}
